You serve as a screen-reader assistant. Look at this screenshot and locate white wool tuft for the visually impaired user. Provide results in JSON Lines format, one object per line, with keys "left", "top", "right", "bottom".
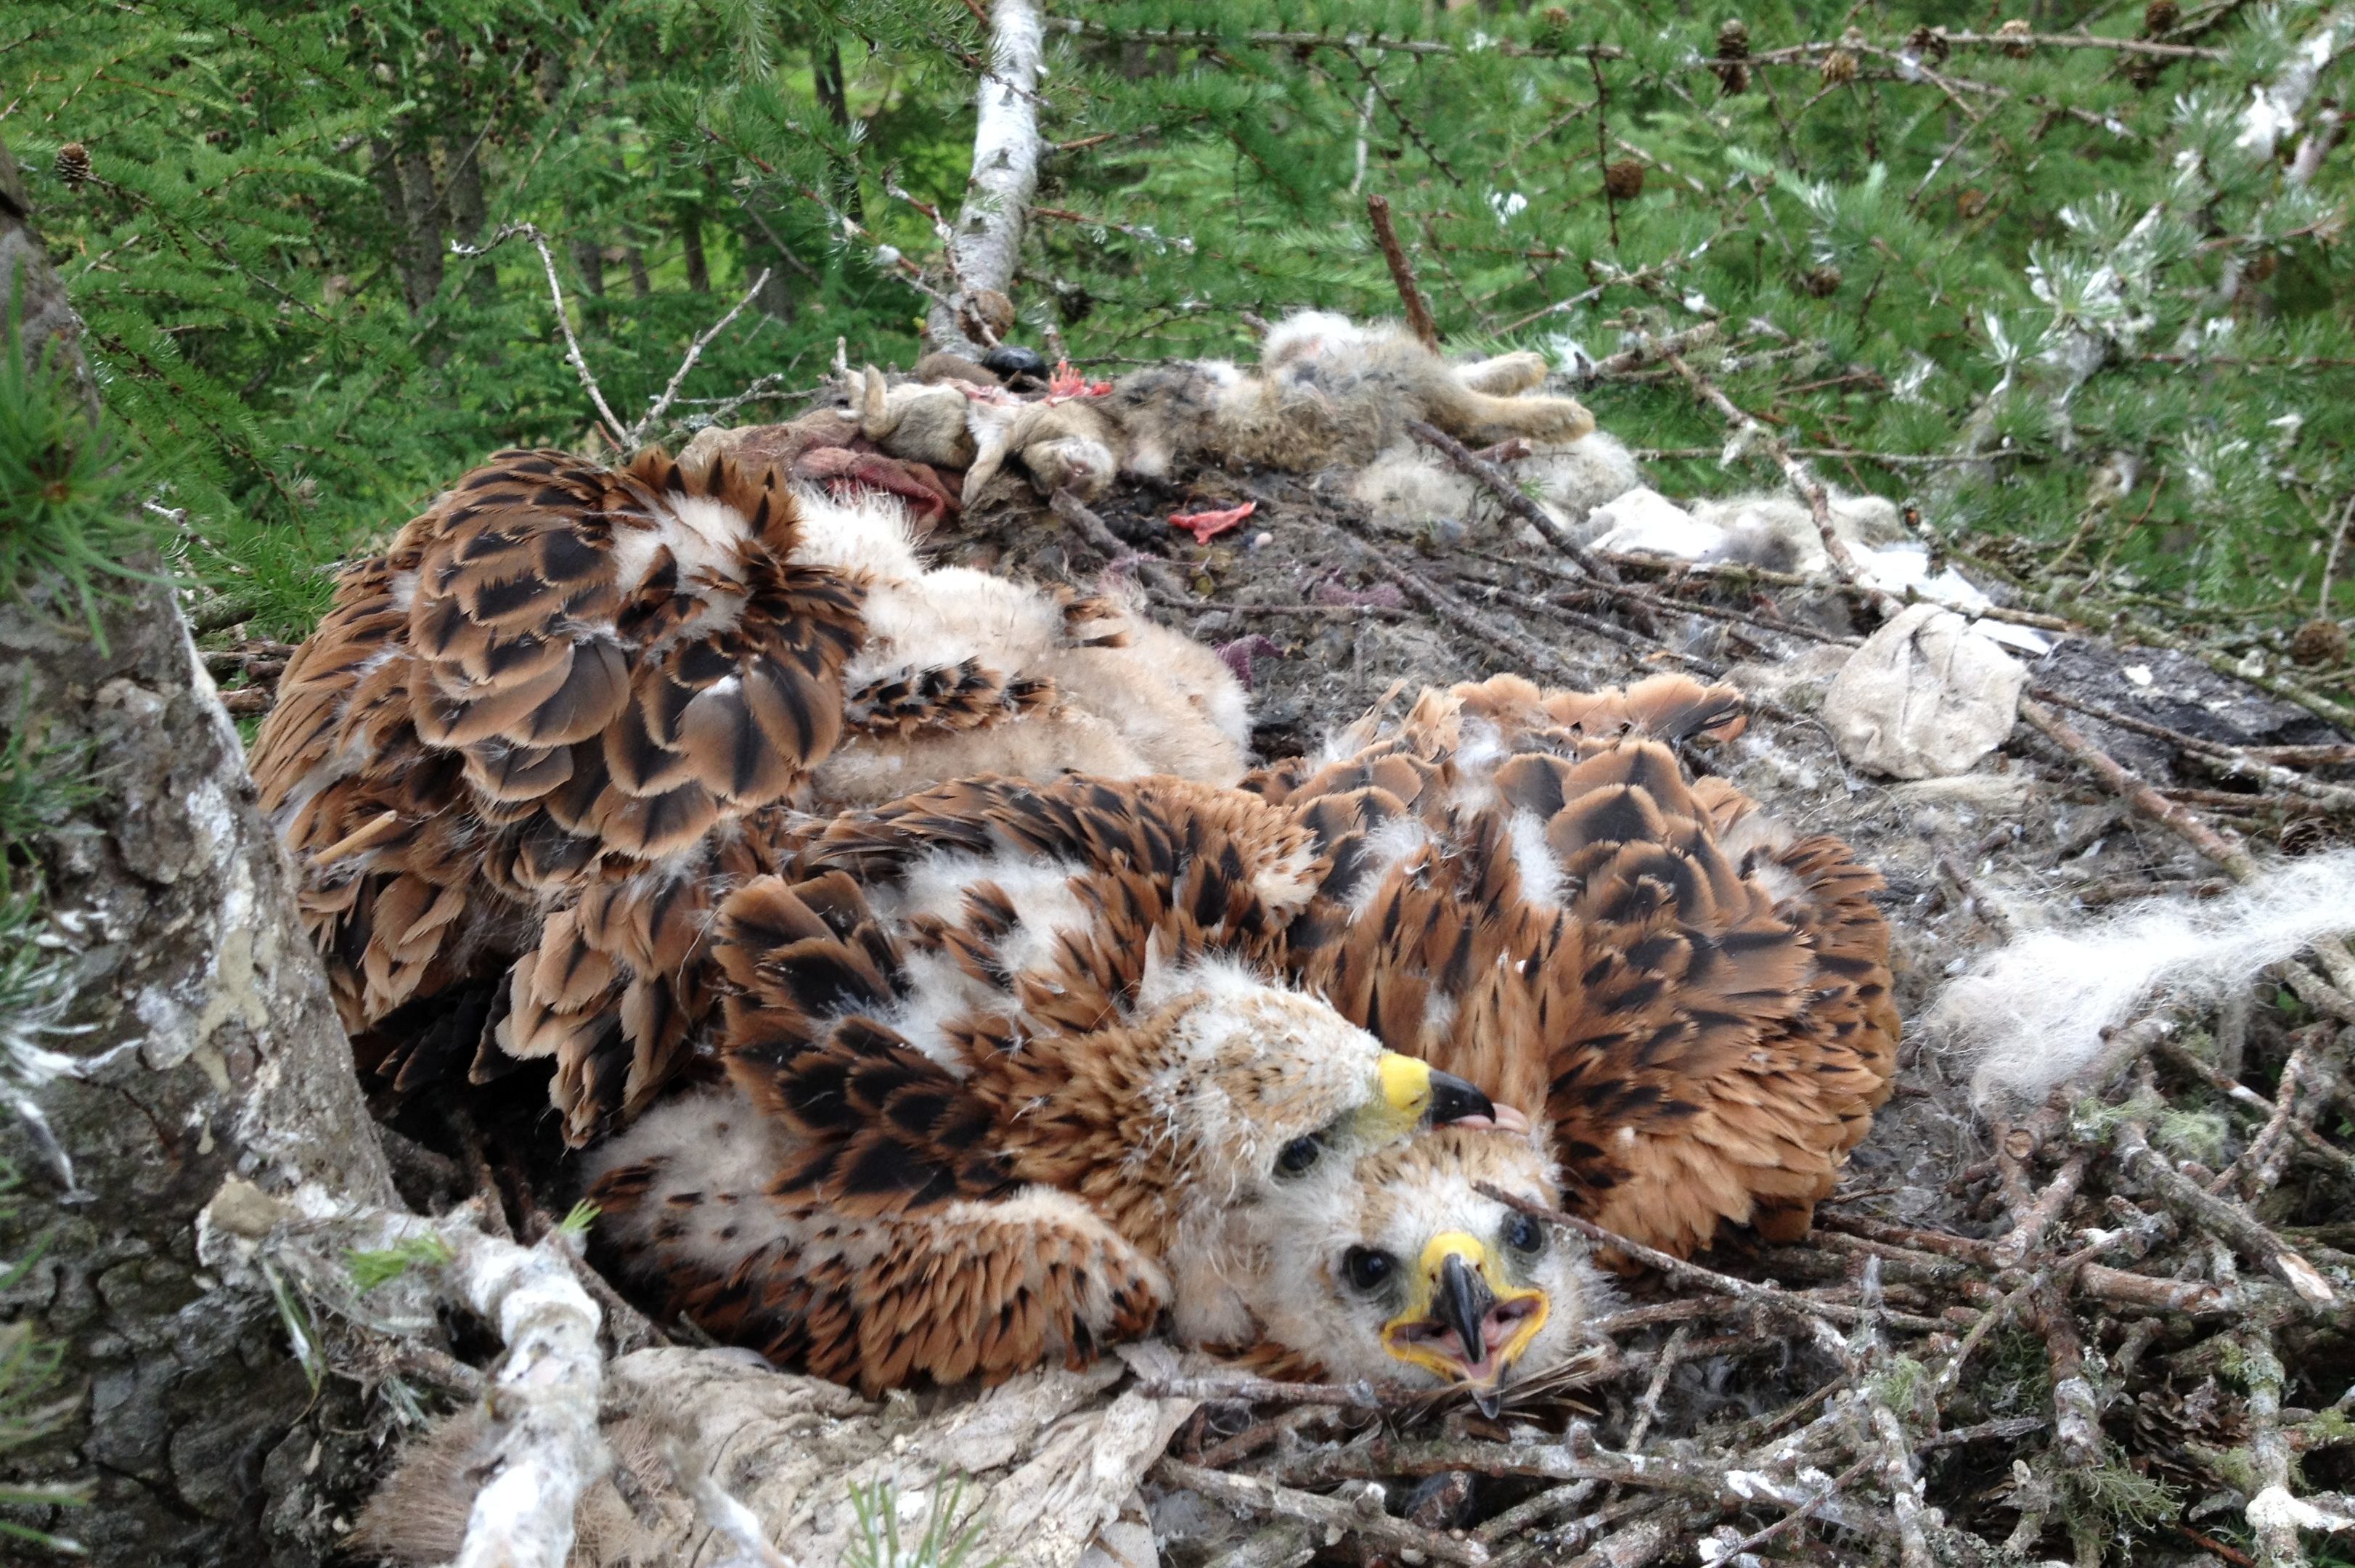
{"left": 1932, "top": 851, "right": 2355, "bottom": 1103}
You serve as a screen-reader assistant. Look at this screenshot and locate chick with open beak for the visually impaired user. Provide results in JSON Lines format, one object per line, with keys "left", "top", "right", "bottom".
{"left": 1239, "top": 1116, "right": 1593, "bottom": 1408}
{"left": 1380, "top": 1227, "right": 1553, "bottom": 1413}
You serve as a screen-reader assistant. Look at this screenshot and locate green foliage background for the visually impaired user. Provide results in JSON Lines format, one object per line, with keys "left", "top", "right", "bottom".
{"left": 7, "top": 0, "right": 2355, "bottom": 664}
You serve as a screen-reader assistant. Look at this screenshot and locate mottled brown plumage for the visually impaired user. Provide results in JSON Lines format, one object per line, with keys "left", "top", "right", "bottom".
{"left": 252, "top": 445, "right": 1255, "bottom": 1146}
{"left": 250, "top": 447, "right": 864, "bottom": 1140}
{"left": 1253, "top": 672, "right": 1901, "bottom": 1257}
{"left": 584, "top": 773, "right": 1570, "bottom": 1395}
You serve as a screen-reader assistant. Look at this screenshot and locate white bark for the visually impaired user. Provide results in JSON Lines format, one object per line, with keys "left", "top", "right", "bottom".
{"left": 202, "top": 1185, "right": 608, "bottom": 1568}
{"left": 926, "top": 0, "right": 1047, "bottom": 355}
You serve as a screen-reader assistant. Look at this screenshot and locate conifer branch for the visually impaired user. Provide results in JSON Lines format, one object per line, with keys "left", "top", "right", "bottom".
{"left": 628, "top": 268, "right": 771, "bottom": 449}
{"left": 1365, "top": 195, "right": 1440, "bottom": 351}
{"left": 452, "top": 223, "right": 628, "bottom": 448}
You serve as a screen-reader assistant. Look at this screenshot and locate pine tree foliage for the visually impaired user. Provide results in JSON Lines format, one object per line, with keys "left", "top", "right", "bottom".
{"left": 7, "top": 0, "right": 2355, "bottom": 661}
{"left": 4, "top": 0, "right": 984, "bottom": 634}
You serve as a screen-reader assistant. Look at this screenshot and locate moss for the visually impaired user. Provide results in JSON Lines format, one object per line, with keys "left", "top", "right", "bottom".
{"left": 1872, "top": 1353, "right": 1932, "bottom": 1426}
{"left": 2054, "top": 1450, "right": 2182, "bottom": 1561}
{"left": 2153, "top": 1105, "right": 2232, "bottom": 1167}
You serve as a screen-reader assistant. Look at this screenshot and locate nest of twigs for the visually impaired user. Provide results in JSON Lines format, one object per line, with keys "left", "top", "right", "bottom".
{"left": 206, "top": 422, "right": 2355, "bottom": 1568}
{"left": 935, "top": 452, "right": 2355, "bottom": 1568}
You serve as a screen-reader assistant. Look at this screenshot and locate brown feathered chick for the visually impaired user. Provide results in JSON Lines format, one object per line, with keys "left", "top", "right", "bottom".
{"left": 583, "top": 774, "right": 1584, "bottom": 1398}
{"left": 248, "top": 448, "right": 862, "bottom": 1138}
{"left": 1254, "top": 672, "right": 1901, "bottom": 1259}
{"left": 251, "top": 448, "right": 1251, "bottom": 1146}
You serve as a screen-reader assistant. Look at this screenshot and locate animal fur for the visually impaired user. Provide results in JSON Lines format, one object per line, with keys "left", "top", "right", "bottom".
{"left": 1688, "top": 491, "right": 1911, "bottom": 576}
{"left": 911, "top": 311, "right": 1599, "bottom": 505}
{"left": 792, "top": 485, "right": 1249, "bottom": 806}
{"left": 1930, "top": 850, "right": 2355, "bottom": 1102}
{"left": 1351, "top": 430, "right": 1643, "bottom": 537}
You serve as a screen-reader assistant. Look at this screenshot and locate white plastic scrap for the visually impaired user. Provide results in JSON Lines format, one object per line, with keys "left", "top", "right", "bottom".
{"left": 1823, "top": 603, "right": 2029, "bottom": 780}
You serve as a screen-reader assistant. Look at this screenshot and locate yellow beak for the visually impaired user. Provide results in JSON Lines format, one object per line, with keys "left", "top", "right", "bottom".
{"left": 1371, "top": 1053, "right": 1532, "bottom": 1138}
{"left": 1379, "top": 1231, "right": 1550, "bottom": 1403}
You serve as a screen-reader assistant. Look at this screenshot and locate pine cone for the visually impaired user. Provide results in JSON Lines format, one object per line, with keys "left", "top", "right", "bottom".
{"left": 1909, "top": 25, "right": 1951, "bottom": 63}
{"left": 53, "top": 142, "right": 90, "bottom": 189}
{"left": 1535, "top": 7, "right": 1575, "bottom": 49}
{"left": 1820, "top": 47, "right": 1858, "bottom": 85}
{"left": 1604, "top": 160, "right": 1647, "bottom": 201}
{"left": 1997, "top": 18, "right": 2034, "bottom": 56}
{"left": 2290, "top": 618, "right": 2349, "bottom": 668}
{"left": 1797, "top": 264, "right": 1844, "bottom": 297}
{"left": 2142, "top": 0, "right": 2181, "bottom": 33}
{"left": 1714, "top": 20, "right": 1752, "bottom": 94}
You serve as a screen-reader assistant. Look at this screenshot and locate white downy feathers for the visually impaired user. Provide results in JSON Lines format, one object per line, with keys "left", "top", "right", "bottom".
{"left": 1930, "top": 850, "right": 2355, "bottom": 1102}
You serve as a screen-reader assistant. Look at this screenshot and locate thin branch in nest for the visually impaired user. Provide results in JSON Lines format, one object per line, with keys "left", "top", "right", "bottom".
{"left": 1157, "top": 1458, "right": 1491, "bottom": 1565}
{"left": 1701, "top": 1453, "right": 1877, "bottom": 1564}
{"left": 1404, "top": 419, "right": 1621, "bottom": 583}
{"left": 2033, "top": 685, "right": 2355, "bottom": 812}
{"left": 1992, "top": 1147, "right": 2089, "bottom": 1270}
{"left": 1050, "top": 489, "right": 1187, "bottom": 597}
{"left": 628, "top": 268, "right": 771, "bottom": 449}
{"left": 1137, "top": 1374, "right": 1386, "bottom": 1408}
{"left": 2158, "top": 1037, "right": 2355, "bottom": 1184}
{"left": 2110, "top": 1119, "right": 2338, "bottom": 1306}
{"left": 1357, "top": 553, "right": 1598, "bottom": 688}
{"left": 1458, "top": 576, "right": 1713, "bottom": 671}
{"left": 452, "top": 224, "right": 629, "bottom": 448}
{"left": 1480, "top": 1184, "right": 1940, "bottom": 1330}
{"left": 1366, "top": 195, "right": 1442, "bottom": 352}
{"left": 2019, "top": 695, "right": 2355, "bottom": 1004}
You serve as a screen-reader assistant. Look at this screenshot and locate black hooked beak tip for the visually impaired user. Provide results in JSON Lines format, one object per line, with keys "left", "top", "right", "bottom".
{"left": 1425, "top": 1069, "right": 1498, "bottom": 1128}
{"left": 1437, "top": 1252, "right": 1498, "bottom": 1382}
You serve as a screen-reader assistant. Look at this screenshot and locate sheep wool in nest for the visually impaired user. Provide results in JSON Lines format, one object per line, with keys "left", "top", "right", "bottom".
{"left": 1930, "top": 849, "right": 2355, "bottom": 1103}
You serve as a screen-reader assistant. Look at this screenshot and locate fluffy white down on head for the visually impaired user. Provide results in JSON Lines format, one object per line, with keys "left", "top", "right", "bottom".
{"left": 1932, "top": 850, "right": 2355, "bottom": 1103}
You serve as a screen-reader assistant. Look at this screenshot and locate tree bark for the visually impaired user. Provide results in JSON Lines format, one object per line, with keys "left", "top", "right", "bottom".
{"left": 925, "top": 0, "right": 1046, "bottom": 356}
{"left": 0, "top": 138, "right": 400, "bottom": 1565}
{"left": 813, "top": 38, "right": 867, "bottom": 224}
{"left": 678, "top": 204, "right": 711, "bottom": 293}
{"left": 369, "top": 133, "right": 445, "bottom": 316}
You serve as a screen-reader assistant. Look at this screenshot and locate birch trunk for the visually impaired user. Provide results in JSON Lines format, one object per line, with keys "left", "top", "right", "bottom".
{"left": 0, "top": 139, "right": 400, "bottom": 1566}
{"left": 925, "top": 0, "right": 1046, "bottom": 356}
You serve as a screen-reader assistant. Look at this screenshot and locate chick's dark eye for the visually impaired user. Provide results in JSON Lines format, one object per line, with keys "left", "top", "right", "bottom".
{"left": 1507, "top": 1214, "right": 1546, "bottom": 1255}
{"left": 1274, "top": 1135, "right": 1323, "bottom": 1178}
{"left": 1342, "top": 1246, "right": 1395, "bottom": 1292}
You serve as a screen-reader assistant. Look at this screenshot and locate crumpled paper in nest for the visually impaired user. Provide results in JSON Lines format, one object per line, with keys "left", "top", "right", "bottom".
{"left": 1823, "top": 602, "right": 2028, "bottom": 780}
{"left": 350, "top": 1343, "right": 1198, "bottom": 1567}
